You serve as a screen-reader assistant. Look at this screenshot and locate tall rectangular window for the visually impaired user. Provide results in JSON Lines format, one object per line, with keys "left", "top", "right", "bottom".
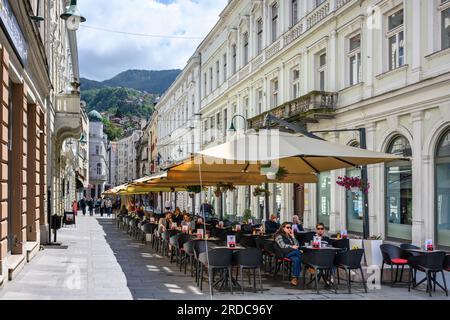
{"left": 348, "top": 34, "right": 361, "bottom": 86}
{"left": 223, "top": 108, "right": 228, "bottom": 136}
{"left": 271, "top": 3, "right": 278, "bottom": 43}
{"left": 231, "top": 44, "right": 237, "bottom": 74}
{"left": 209, "top": 67, "right": 213, "bottom": 92}
{"left": 387, "top": 9, "right": 404, "bottom": 70}
{"left": 243, "top": 96, "right": 249, "bottom": 119}
{"left": 216, "top": 60, "right": 220, "bottom": 88}
{"left": 256, "top": 88, "right": 263, "bottom": 115}
{"left": 292, "top": 68, "right": 300, "bottom": 99}
{"left": 243, "top": 32, "right": 249, "bottom": 65}
{"left": 223, "top": 53, "right": 227, "bottom": 82}
{"left": 318, "top": 52, "right": 326, "bottom": 91}
{"left": 271, "top": 78, "right": 279, "bottom": 108}
{"left": 191, "top": 94, "right": 195, "bottom": 116}
{"left": 203, "top": 72, "right": 207, "bottom": 97}
{"left": 291, "top": 0, "right": 298, "bottom": 27}
{"left": 256, "top": 18, "right": 263, "bottom": 55}
{"left": 442, "top": 2, "right": 450, "bottom": 50}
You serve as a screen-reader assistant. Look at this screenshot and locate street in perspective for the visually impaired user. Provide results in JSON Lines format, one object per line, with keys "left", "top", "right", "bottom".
{"left": 0, "top": 0, "right": 449, "bottom": 304}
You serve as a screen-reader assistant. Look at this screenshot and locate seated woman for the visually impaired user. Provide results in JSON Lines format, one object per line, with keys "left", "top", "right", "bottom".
{"left": 292, "top": 215, "right": 304, "bottom": 233}
{"left": 158, "top": 212, "right": 173, "bottom": 233}
{"left": 274, "top": 222, "right": 302, "bottom": 286}
{"left": 181, "top": 214, "right": 195, "bottom": 231}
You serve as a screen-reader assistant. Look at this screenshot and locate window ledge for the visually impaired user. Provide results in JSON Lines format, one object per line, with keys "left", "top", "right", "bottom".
{"left": 339, "top": 82, "right": 365, "bottom": 94}
{"left": 425, "top": 47, "right": 450, "bottom": 60}
{"left": 375, "top": 64, "right": 408, "bottom": 80}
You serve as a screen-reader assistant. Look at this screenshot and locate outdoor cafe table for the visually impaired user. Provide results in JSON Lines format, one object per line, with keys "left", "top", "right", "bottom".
{"left": 403, "top": 248, "right": 449, "bottom": 290}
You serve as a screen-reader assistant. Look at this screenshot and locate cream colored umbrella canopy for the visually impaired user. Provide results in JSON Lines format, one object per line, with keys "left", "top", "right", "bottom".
{"left": 193, "top": 130, "right": 403, "bottom": 175}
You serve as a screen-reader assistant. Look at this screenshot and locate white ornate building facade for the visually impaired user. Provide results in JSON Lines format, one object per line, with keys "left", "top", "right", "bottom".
{"left": 156, "top": 0, "right": 450, "bottom": 248}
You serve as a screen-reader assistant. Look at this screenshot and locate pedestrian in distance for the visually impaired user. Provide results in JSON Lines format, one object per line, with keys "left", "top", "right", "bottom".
{"left": 100, "top": 197, "right": 105, "bottom": 217}
{"left": 88, "top": 198, "right": 94, "bottom": 216}
{"left": 106, "top": 198, "right": 112, "bottom": 217}
{"left": 80, "top": 197, "right": 87, "bottom": 216}
{"left": 72, "top": 199, "right": 78, "bottom": 216}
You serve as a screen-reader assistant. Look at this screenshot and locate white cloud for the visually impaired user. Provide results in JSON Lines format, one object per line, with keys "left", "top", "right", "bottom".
{"left": 77, "top": 0, "right": 227, "bottom": 80}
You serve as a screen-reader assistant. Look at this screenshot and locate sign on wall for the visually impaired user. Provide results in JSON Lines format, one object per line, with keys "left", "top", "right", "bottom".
{"left": 0, "top": 0, "right": 28, "bottom": 65}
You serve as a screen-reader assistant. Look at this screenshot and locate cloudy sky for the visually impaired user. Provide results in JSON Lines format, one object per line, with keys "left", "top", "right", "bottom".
{"left": 77, "top": 0, "right": 228, "bottom": 81}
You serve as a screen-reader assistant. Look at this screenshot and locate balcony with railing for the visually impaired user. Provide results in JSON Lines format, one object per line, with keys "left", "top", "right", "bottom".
{"left": 248, "top": 91, "right": 338, "bottom": 130}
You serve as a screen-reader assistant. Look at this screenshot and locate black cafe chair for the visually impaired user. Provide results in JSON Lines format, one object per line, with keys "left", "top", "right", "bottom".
{"left": 302, "top": 249, "right": 338, "bottom": 294}
{"left": 236, "top": 248, "right": 263, "bottom": 293}
{"left": 335, "top": 249, "right": 367, "bottom": 294}
{"left": 193, "top": 240, "right": 208, "bottom": 286}
{"left": 331, "top": 239, "right": 350, "bottom": 252}
{"left": 240, "top": 235, "right": 257, "bottom": 248}
{"left": 272, "top": 242, "right": 292, "bottom": 281}
{"left": 198, "top": 248, "right": 233, "bottom": 295}
{"left": 408, "top": 251, "right": 448, "bottom": 297}
{"left": 380, "top": 244, "right": 409, "bottom": 286}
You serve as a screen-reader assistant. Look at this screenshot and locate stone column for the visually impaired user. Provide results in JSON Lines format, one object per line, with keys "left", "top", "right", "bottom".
{"left": 304, "top": 183, "right": 316, "bottom": 230}
{"left": 329, "top": 133, "right": 340, "bottom": 233}
{"left": 0, "top": 48, "right": 9, "bottom": 275}
{"left": 411, "top": 111, "right": 424, "bottom": 246}
{"left": 26, "top": 104, "right": 39, "bottom": 242}
{"left": 365, "top": 123, "right": 379, "bottom": 237}
{"left": 328, "top": 30, "right": 337, "bottom": 92}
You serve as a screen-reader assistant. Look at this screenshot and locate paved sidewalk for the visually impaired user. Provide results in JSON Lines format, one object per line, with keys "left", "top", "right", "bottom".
{"left": 0, "top": 215, "right": 448, "bottom": 300}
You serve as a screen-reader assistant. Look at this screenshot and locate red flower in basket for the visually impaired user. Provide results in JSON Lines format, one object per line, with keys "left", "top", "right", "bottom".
{"left": 336, "top": 176, "right": 370, "bottom": 193}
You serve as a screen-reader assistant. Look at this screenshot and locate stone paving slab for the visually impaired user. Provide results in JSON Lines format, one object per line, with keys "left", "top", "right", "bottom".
{"left": 0, "top": 215, "right": 448, "bottom": 300}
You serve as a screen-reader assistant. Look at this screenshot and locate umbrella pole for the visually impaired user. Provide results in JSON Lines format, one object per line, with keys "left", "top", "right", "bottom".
{"left": 360, "top": 129, "right": 370, "bottom": 240}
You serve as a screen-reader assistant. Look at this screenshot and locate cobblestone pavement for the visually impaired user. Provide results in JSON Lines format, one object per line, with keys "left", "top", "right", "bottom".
{"left": 0, "top": 215, "right": 448, "bottom": 300}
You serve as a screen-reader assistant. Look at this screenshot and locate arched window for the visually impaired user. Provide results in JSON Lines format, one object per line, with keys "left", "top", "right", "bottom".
{"left": 346, "top": 141, "right": 363, "bottom": 233}
{"left": 436, "top": 130, "right": 450, "bottom": 247}
{"left": 385, "top": 135, "right": 412, "bottom": 240}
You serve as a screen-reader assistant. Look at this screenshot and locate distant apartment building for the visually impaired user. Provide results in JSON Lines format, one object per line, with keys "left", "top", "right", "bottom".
{"left": 88, "top": 111, "right": 108, "bottom": 198}
{"left": 117, "top": 130, "right": 143, "bottom": 184}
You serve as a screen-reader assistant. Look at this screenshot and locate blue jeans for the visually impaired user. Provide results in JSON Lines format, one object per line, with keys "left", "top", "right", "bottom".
{"left": 286, "top": 250, "right": 302, "bottom": 278}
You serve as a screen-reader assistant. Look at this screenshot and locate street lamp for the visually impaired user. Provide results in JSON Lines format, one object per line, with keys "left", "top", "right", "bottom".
{"left": 228, "top": 114, "right": 248, "bottom": 133}
{"left": 60, "top": 0, "right": 86, "bottom": 31}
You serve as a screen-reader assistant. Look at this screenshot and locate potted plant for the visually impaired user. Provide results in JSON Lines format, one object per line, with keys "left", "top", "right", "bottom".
{"left": 260, "top": 162, "right": 289, "bottom": 180}
{"left": 243, "top": 209, "right": 252, "bottom": 223}
{"left": 336, "top": 176, "right": 370, "bottom": 193}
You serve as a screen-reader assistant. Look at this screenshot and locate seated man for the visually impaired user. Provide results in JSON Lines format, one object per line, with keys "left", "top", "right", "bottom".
{"left": 315, "top": 222, "right": 331, "bottom": 244}
{"left": 264, "top": 214, "right": 280, "bottom": 235}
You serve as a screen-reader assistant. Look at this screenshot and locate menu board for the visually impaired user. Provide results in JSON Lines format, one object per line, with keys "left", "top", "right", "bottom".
{"left": 182, "top": 225, "right": 189, "bottom": 234}
{"left": 196, "top": 229, "right": 204, "bottom": 239}
{"left": 227, "top": 235, "right": 236, "bottom": 248}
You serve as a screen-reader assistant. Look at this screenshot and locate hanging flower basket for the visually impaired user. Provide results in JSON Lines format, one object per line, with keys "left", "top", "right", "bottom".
{"left": 253, "top": 186, "right": 271, "bottom": 197}
{"left": 260, "top": 162, "right": 289, "bottom": 180}
{"left": 336, "top": 176, "right": 370, "bottom": 193}
{"left": 187, "top": 186, "right": 202, "bottom": 194}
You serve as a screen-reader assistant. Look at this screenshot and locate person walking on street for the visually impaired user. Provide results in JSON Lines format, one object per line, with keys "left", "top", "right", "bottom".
{"left": 80, "top": 197, "right": 87, "bottom": 216}
{"left": 100, "top": 197, "right": 105, "bottom": 217}
{"left": 106, "top": 198, "right": 112, "bottom": 217}
{"left": 72, "top": 199, "right": 78, "bottom": 216}
{"left": 88, "top": 198, "right": 94, "bottom": 216}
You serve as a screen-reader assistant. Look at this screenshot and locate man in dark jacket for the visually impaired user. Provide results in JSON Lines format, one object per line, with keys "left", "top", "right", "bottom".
{"left": 80, "top": 197, "right": 87, "bottom": 216}
{"left": 265, "top": 214, "right": 280, "bottom": 234}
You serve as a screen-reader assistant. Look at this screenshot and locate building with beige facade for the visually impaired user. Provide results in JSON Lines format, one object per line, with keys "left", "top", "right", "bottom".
{"left": 0, "top": 0, "right": 85, "bottom": 284}
{"left": 156, "top": 0, "right": 450, "bottom": 248}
